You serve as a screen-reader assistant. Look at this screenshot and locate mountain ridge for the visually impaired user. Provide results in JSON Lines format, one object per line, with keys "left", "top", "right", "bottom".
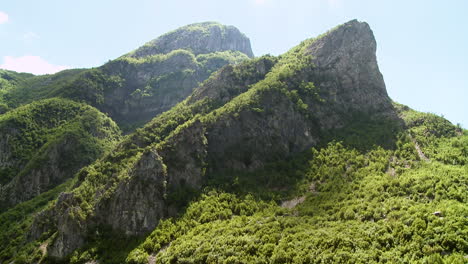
{"left": 0, "top": 19, "right": 467, "bottom": 264}
{"left": 30, "top": 19, "right": 402, "bottom": 260}
{"left": 0, "top": 22, "right": 254, "bottom": 130}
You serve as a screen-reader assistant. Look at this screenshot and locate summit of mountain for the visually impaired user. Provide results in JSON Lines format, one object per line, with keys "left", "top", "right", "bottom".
{"left": 126, "top": 22, "right": 254, "bottom": 58}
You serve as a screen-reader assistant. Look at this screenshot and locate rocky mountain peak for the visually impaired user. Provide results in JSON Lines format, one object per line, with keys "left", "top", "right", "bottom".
{"left": 128, "top": 22, "right": 254, "bottom": 58}
{"left": 303, "top": 19, "right": 391, "bottom": 117}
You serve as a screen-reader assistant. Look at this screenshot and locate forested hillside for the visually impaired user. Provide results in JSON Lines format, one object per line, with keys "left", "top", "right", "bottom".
{"left": 0, "top": 20, "right": 466, "bottom": 264}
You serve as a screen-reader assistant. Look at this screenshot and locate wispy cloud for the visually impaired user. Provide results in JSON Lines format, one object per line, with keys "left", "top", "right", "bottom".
{"left": 0, "top": 56, "right": 70, "bottom": 75}
{"left": 0, "top": 11, "right": 8, "bottom": 24}
{"left": 23, "top": 32, "right": 40, "bottom": 41}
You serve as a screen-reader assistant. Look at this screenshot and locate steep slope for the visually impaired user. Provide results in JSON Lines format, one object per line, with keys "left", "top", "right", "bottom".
{"left": 23, "top": 19, "right": 402, "bottom": 261}
{"left": 1, "top": 23, "right": 253, "bottom": 130}
{"left": 0, "top": 98, "right": 121, "bottom": 211}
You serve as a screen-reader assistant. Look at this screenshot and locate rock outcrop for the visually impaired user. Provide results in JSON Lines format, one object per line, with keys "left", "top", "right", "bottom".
{"left": 127, "top": 22, "right": 254, "bottom": 58}
{"left": 95, "top": 149, "right": 168, "bottom": 235}
{"left": 305, "top": 19, "right": 392, "bottom": 121}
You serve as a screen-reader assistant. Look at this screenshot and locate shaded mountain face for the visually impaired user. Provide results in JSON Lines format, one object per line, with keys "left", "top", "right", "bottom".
{"left": 26, "top": 20, "right": 400, "bottom": 259}
{"left": 0, "top": 99, "right": 121, "bottom": 211}
{"left": 0, "top": 22, "right": 253, "bottom": 130}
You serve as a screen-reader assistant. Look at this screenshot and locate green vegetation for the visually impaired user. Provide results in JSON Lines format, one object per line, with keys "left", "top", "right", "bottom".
{"left": 0, "top": 98, "right": 116, "bottom": 165}
{"left": 47, "top": 44, "right": 468, "bottom": 263}
{"left": 322, "top": 111, "right": 403, "bottom": 151}
{"left": 126, "top": 22, "right": 253, "bottom": 58}
{"left": 196, "top": 51, "right": 250, "bottom": 75}
{"left": 395, "top": 103, "right": 467, "bottom": 165}
{"left": 0, "top": 98, "right": 121, "bottom": 210}
{"left": 125, "top": 129, "right": 467, "bottom": 264}
{"left": 0, "top": 178, "right": 76, "bottom": 263}
{"left": 39, "top": 55, "right": 278, "bottom": 226}
{"left": 0, "top": 69, "right": 85, "bottom": 108}
{"left": 0, "top": 69, "right": 34, "bottom": 113}
{"left": 1, "top": 47, "right": 250, "bottom": 131}
{"left": 1, "top": 20, "right": 466, "bottom": 264}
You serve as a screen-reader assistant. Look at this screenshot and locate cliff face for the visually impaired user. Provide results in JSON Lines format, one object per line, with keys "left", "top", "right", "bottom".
{"left": 190, "top": 20, "right": 394, "bottom": 171}
{"left": 82, "top": 22, "right": 254, "bottom": 126}
{"left": 305, "top": 20, "right": 391, "bottom": 118}
{"left": 91, "top": 48, "right": 249, "bottom": 126}
{"left": 34, "top": 20, "right": 398, "bottom": 259}
{"left": 127, "top": 22, "right": 254, "bottom": 58}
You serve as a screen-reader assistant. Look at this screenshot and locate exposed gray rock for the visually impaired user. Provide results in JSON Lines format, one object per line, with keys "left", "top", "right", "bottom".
{"left": 304, "top": 19, "right": 393, "bottom": 124}
{"left": 205, "top": 90, "right": 320, "bottom": 171}
{"left": 193, "top": 20, "right": 395, "bottom": 171}
{"left": 2, "top": 135, "right": 89, "bottom": 208}
{"left": 99, "top": 50, "right": 203, "bottom": 125}
{"left": 71, "top": 27, "right": 252, "bottom": 127}
{"left": 159, "top": 120, "right": 208, "bottom": 189}
{"left": 95, "top": 149, "right": 168, "bottom": 235}
{"left": 47, "top": 193, "right": 87, "bottom": 259}
{"left": 128, "top": 22, "right": 254, "bottom": 58}
{"left": 188, "top": 56, "right": 277, "bottom": 104}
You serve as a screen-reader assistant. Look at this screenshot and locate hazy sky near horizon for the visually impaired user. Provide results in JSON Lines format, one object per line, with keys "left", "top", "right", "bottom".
{"left": 0, "top": 0, "right": 467, "bottom": 127}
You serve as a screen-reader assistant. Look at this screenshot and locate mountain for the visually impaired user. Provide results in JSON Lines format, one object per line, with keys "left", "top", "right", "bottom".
{"left": 0, "top": 22, "right": 253, "bottom": 130}
{"left": 127, "top": 22, "right": 254, "bottom": 58}
{"left": 0, "top": 20, "right": 467, "bottom": 264}
{"left": 0, "top": 98, "right": 121, "bottom": 211}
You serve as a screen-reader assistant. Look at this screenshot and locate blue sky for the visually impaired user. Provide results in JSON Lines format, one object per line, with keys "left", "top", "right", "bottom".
{"left": 0, "top": 0, "right": 466, "bottom": 127}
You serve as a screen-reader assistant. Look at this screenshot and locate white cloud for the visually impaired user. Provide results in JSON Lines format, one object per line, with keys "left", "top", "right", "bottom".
{"left": 0, "top": 11, "right": 8, "bottom": 24}
{"left": 0, "top": 56, "right": 70, "bottom": 75}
